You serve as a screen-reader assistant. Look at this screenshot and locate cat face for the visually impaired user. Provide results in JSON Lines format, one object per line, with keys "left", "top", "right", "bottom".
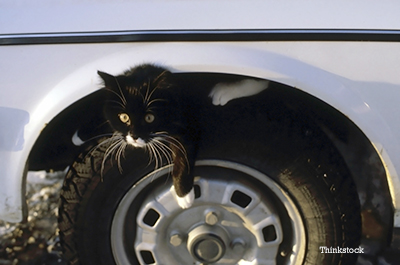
{"left": 99, "top": 65, "right": 178, "bottom": 148}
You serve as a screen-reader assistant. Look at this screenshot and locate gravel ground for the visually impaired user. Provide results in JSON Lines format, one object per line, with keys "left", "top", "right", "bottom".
{"left": 0, "top": 171, "right": 66, "bottom": 265}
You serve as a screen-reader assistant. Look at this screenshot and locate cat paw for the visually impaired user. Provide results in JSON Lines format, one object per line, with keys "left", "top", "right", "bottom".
{"left": 171, "top": 186, "right": 195, "bottom": 209}
{"left": 209, "top": 79, "right": 269, "bottom": 106}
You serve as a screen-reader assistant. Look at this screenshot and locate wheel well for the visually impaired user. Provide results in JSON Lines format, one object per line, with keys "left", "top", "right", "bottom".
{"left": 28, "top": 72, "right": 392, "bottom": 256}
{"left": 28, "top": 89, "right": 110, "bottom": 171}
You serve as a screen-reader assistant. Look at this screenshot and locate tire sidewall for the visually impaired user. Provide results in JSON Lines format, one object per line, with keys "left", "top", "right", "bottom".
{"left": 59, "top": 109, "right": 360, "bottom": 265}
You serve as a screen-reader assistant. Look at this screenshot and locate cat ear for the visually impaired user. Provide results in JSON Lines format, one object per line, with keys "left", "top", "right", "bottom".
{"left": 98, "top": 71, "right": 118, "bottom": 89}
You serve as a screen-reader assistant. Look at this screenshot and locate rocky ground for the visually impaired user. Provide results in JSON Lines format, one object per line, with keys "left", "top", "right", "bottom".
{"left": 0, "top": 171, "right": 66, "bottom": 265}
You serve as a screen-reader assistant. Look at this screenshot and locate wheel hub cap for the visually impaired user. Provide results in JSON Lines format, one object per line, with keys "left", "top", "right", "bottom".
{"left": 188, "top": 225, "right": 227, "bottom": 263}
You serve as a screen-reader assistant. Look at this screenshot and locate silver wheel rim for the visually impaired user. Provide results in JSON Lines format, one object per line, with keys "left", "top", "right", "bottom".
{"left": 111, "top": 160, "right": 306, "bottom": 265}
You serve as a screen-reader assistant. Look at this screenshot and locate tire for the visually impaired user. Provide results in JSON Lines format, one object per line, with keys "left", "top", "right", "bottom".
{"left": 58, "top": 97, "right": 361, "bottom": 265}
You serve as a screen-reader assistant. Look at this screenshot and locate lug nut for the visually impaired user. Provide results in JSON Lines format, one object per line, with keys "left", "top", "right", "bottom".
{"left": 231, "top": 238, "right": 246, "bottom": 254}
{"left": 205, "top": 211, "right": 218, "bottom": 225}
{"left": 170, "top": 233, "right": 183, "bottom": 246}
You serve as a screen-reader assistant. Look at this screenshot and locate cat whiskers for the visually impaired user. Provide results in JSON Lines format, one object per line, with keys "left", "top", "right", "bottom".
{"left": 144, "top": 136, "right": 175, "bottom": 183}
{"left": 85, "top": 132, "right": 127, "bottom": 179}
{"left": 83, "top": 132, "right": 118, "bottom": 158}
{"left": 86, "top": 131, "right": 186, "bottom": 183}
{"left": 102, "top": 135, "right": 128, "bottom": 175}
{"left": 115, "top": 139, "right": 128, "bottom": 172}
{"left": 146, "top": 98, "right": 168, "bottom": 108}
{"left": 153, "top": 133, "right": 188, "bottom": 157}
{"left": 149, "top": 132, "right": 189, "bottom": 171}
{"left": 105, "top": 99, "right": 126, "bottom": 109}
{"left": 114, "top": 76, "right": 127, "bottom": 105}
{"left": 104, "top": 76, "right": 127, "bottom": 108}
{"left": 144, "top": 78, "right": 168, "bottom": 107}
{"left": 148, "top": 138, "right": 174, "bottom": 167}
{"left": 105, "top": 88, "right": 126, "bottom": 108}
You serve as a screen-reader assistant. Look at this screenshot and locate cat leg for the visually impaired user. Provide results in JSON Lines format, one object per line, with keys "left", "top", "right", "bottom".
{"left": 170, "top": 141, "right": 196, "bottom": 209}
{"left": 209, "top": 79, "right": 269, "bottom": 106}
{"left": 171, "top": 185, "right": 195, "bottom": 209}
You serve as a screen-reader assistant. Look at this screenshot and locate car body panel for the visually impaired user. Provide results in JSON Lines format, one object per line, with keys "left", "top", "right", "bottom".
{"left": 2, "top": 0, "right": 400, "bottom": 34}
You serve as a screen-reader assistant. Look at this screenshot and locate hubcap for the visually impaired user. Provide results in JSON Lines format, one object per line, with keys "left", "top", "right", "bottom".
{"left": 111, "top": 160, "right": 306, "bottom": 264}
{"left": 188, "top": 225, "right": 228, "bottom": 263}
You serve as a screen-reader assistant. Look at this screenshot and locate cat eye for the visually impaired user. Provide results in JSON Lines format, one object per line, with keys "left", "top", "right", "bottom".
{"left": 118, "top": 113, "right": 131, "bottom": 125}
{"left": 144, "top": 113, "right": 155, "bottom": 123}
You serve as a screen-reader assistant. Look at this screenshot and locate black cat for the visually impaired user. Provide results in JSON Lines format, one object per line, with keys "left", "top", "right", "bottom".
{"left": 98, "top": 64, "right": 269, "bottom": 208}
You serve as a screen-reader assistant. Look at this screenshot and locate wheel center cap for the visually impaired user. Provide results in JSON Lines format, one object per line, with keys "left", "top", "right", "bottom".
{"left": 188, "top": 225, "right": 227, "bottom": 263}
{"left": 193, "top": 235, "right": 225, "bottom": 262}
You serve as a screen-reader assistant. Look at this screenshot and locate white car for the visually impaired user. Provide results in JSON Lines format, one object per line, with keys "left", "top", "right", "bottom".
{"left": 1, "top": 1, "right": 400, "bottom": 264}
